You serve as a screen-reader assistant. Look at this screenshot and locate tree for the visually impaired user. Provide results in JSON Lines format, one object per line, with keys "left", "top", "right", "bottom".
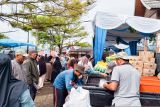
{"left": 0, "top": 33, "right": 8, "bottom": 39}
{"left": 0, "top": 33, "right": 8, "bottom": 49}
{"left": 0, "top": 0, "right": 95, "bottom": 26}
{"left": 2, "top": 0, "right": 94, "bottom": 54}
{"left": 32, "top": 19, "right": 91, "bottom": 54}
{"left": 0, "top": 0, "right": 94, "bottom": 54}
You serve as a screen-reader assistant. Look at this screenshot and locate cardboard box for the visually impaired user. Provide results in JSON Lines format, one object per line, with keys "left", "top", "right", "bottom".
{"left": 139, "top": 51, "right": 154, "bottom": 58}
{"left": 138, "top": 57, "right": 155, "bottom": 63}
{"left": 143, "top": 63, "right": 157, "bottom": 69}
{"left": 129, "top": 56, "right": 140, "bottom": 61}
{"left": 142, "top": 69, "right": 155, "bottom": 76}
{"left": 141, "top": 57, "right": 150, "bottom": 62}
{"left": 134, "top": 61, "right": 144, "bottom": 68}
{"left": 138, "top": 53, "right": 149, "bottom": 62}
{"left": 149, "top": 58, "right": 155, "bottom": 63}
{"left": 156, "top": 48, "right": 160, "bottom": 53}
{"left": 129, "top": 61, "right": 135, "bottom": 66}
{"left": 148, "top": 52, "right": 155, "bottom": 58}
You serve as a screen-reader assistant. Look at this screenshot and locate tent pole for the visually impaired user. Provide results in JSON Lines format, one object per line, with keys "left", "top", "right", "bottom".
{"left": 144, "top": 37, "right": 148, "bottom": 51}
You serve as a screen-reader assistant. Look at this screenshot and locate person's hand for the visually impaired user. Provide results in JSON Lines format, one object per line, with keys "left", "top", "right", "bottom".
{"left": 84, "top": 64, "right": 90, "bottom": 71}
{"left": 99, "top": 79, "right": 107, "bottom": 88}
{"left": 157, "top": 73, "right": 160, "bottom": 80}
{"left": 70, "top": 81, "right": 76, "bottom": 86}
{"left": 157, "top": 76, "right": 160, "bottom": 80}
{"left": 100, "top": 73, "right": 108, "bottom": 77}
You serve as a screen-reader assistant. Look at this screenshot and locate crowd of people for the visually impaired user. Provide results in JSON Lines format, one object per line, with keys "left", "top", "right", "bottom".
{"left": 0, "top": 49, "right": 99, "bottom": 107}
{"left": 0, "top": 49, "right": 143, "bottom": 107}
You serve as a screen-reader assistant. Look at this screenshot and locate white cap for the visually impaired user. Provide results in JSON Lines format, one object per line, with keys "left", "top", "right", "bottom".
{"left": 16, "top": 49, "right": 28, "bottom": 57}
{"left": 116, "top": 52, "right": 130, "bottom": 60}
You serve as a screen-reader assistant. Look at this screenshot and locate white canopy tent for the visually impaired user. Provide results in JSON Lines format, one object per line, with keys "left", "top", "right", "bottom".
{"left": 95, "top": 12, "right": 160, "bottom": 33}
{"left": 93, "top": 11, "right": 160, "bottom": 63}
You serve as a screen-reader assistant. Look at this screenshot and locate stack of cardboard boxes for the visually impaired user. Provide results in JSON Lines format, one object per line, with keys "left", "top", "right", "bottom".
{"left": 129, "top": 51, "right": 157, "bottom": 76}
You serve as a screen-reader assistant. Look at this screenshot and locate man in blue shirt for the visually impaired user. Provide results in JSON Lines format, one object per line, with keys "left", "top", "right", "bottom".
{"left": 53, "top": 65, "right": 85, "bottom": 107}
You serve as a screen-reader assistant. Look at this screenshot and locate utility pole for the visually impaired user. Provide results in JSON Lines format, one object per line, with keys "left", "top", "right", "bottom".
{"left": 27, "top": 31, "right": 29, "bottom": 53}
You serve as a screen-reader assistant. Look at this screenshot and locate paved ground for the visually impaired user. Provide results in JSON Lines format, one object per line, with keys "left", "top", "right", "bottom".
{"left": 35, "top": 82, "right": 53, "bottom": 107}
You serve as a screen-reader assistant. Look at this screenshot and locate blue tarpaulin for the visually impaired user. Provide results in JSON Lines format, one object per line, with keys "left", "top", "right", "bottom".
{"left": 124, "top": 47, "right": 131, "bottom": 55}
{"left": 93, "top": 27, "right": 136, "bottom": 64}
{"left": 0, "top": 39, "right": 35, "bottom": 47}
{"left": 93, "top": 27, "right": 107, "bottom": 64}
{"left": 129, "top": 41, "right": 137, "bottom": 55}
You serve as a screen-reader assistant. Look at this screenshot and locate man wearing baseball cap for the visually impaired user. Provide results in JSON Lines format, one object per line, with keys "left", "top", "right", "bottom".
{"left": 11, "top": 49, "right": 28, "bottom": 83}
{"left": 53, "top": 65, "right": 85, "bottom": 107}
{"left": 99, "top": 52, "right": 141, "bottom": 106}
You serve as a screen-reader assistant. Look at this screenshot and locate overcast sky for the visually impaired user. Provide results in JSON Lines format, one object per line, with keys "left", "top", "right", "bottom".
{"left": 0, "top": 0, "right": 136, "bottom": 45}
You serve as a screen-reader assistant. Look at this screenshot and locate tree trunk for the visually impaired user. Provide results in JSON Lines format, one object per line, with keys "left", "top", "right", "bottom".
{"left": 58, "top": 45, "right": 63, "bottom": 55}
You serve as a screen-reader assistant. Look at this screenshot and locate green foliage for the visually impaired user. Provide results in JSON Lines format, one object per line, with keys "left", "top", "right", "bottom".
{"left": 10, "top": 21, "right": 32, "bottom": 31}
{"left": 66, "top": 42, "right": 91, "bottom": 47}
{"left": 32, "top": 16, "right": 90, "bottom": 53}
{"left": 0, "top": 33, "right": 8, "bottom": 39}
{"left": 32, "top": 31, "right": 50, "bottom": 45}
{"left": 0, "top": 33, "right": 8, "bottom": 49}
{"left": 1, "top": 0, "right": 94, "bottom": 54}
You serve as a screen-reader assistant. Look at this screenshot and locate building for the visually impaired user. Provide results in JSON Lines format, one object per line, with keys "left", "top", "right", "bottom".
{"left": 135, "top": 0, "right": 160, "bottom": 18}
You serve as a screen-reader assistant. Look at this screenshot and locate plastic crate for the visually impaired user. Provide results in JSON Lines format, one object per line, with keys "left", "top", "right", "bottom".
{"left": 140, "top": 76, "right": 160, "bottom": 93}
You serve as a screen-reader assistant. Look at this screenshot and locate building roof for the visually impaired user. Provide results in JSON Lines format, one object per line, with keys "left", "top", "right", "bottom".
{"left": 141, "top": 0, "right": 160, "bottom": 9}
{"left": 70, "top": 47, "right": 92, "bottom": 52}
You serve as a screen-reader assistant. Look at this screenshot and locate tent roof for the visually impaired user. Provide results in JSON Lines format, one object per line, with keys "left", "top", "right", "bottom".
{"left": 107, "top": 29, "right": 142, "bottom": 41}
{"left": 0, "top": 39, "right": 35, "bottom": 47}
{"left": 95, "top": 12, "right": 159, "bottom": 48}
{"left": 141, "top": 0, "right": 160, "bottom": 9}
{"left": 95, "top": 12, "right": 160, "bottom": 33}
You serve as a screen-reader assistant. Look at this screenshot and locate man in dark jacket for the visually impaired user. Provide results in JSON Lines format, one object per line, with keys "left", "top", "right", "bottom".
{"left": 24, "top": 50, "right": 39, "bottom": 100}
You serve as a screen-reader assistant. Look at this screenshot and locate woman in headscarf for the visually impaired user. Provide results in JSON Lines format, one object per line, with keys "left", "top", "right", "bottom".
{"left": 78, "top": 56, "right": 108, "bottom": 77}
{"left": 38, "top": 56, "right": 47, "bottom": 89}
{"left": 45, "top": 56, "right": 53, "bottom": 82}
{"left": 0, "top": 54, "right": 35, "bottom": 107}
{"left": 78, "top": 56, "right": 89, "bottom": 67}
{"left": 67, "top": 58, "right": 77, "bottom": 70}
{"left": 51, "top": 57, "right": 62, "bottom": 83}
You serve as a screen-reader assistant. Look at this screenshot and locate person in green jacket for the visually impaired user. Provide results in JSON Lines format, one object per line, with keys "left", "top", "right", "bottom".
{"left": 23, "top": 50, "right": 39, "bottom": 100}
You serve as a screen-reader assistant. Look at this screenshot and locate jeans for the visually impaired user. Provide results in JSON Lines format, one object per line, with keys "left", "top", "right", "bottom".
{"left": 29, "top": 84, "right": 37, "bottom": 101}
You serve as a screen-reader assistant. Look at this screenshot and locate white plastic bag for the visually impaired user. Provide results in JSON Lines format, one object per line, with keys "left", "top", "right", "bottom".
{"left": 63, "top": 87, "right": 91, "bottom": 107}
{"left": 99, "top": 79, "right": 107, "bottom": 88}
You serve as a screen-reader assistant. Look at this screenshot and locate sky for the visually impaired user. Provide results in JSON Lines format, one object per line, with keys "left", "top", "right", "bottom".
{"left": 0, "top": 0, "right": 136, "bottom": 46}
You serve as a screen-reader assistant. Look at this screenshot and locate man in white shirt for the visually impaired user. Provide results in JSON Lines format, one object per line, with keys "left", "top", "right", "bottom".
{"left": 12, "top": 49, "right": 28, "bottom": 83}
